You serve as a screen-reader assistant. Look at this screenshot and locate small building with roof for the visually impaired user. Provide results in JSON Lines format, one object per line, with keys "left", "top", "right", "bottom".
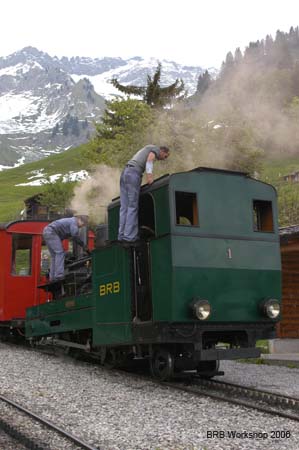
{"left": 22, "top": 194, "right": 72, "bottom": 221}
{"left": 278, "top": 225, "right": 299, "bottom": 339}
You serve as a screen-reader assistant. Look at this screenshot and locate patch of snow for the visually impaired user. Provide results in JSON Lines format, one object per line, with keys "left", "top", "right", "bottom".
{"left": 0, "top": 62, "right": 43, "bottom": 77}
{"left": 7, "top": 136, "right": 29, "bottom": 140}
{"left": 15, "top": 179, "right": 45, "bottom": 186}
{"left": 63, "top": 170, "right": 89, "bottom": 182}
{"left": 27, "top": 169, "right": 45, "bottom": 179}
{"left": 16, "top": 173, "right": 61, "bottom": 186}
{"left": 0, "top": 91, "right": 65, "bottom": 134}
{"left": 71, "top": 73, "right": 120, "bottom": 99}
{"left": 71, "top": 57, "right": 203, "bottom": 99}
{"left": 0, "top": 156, "right": 26, "bottom": 171}
{"left": 0, "top": 164, "right": 13, "bottom": 171}
{"left": 0, "top": 92, "right": 38, "bottom": 120}
{"left": 15, "top": 170, "right": 89, "bottom": 186}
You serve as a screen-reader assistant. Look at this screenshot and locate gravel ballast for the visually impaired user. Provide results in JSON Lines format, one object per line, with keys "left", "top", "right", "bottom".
{"left": 0, "top": 342, "right": 298, "bottom": 450}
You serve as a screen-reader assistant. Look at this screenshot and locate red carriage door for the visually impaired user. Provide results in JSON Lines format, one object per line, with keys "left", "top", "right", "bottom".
{"left": 7, "top": 233, "right": 41, "bottom": 320}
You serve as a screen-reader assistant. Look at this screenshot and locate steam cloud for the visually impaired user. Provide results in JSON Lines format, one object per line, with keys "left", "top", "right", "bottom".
{"left": 71, "top": 55, "right": 297, "bottom": 226}
{"left": 70, "top": 165, "right": 121, "bottom": 224}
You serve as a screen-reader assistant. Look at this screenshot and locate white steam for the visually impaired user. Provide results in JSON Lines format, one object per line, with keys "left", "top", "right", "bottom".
{"left": 70, "top": 165, "right": 121, "bottom": 224}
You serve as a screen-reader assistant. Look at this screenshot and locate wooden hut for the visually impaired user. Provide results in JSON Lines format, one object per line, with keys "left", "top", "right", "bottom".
{"left": 23, "top": 194, "right": 71, "bottom": 220}
{"left": 279, "top": 225, "right": 299, "bottom": 338}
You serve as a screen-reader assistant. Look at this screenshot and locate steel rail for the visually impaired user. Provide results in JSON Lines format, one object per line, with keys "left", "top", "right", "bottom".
{"left": 0, "top": 395, "right": 100, "bottom": 450}
{"left": 117, "top": 367, "right": 299, "bottom": 422}
{"left": 160, "top": 377, "right": 299, "bottom": 422}
{"left": 0, "top": 415, "right": 41, "bottom": 450}
{"left": 196, "top": 377, "right": 299, "bottom": 406}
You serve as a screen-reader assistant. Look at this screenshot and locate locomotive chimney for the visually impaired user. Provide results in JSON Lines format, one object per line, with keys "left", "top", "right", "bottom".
{"left": 95, "top": 224, "right": 108, "bottom": 248}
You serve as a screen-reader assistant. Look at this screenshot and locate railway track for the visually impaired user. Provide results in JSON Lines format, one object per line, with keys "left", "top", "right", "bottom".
{"left": 52, "top": 346, "right": 299, "bottom": 423}
{"left": 0, "top": 395, "right": 100, "bottom": 450}
{"left": 160, "top": 375, "right": 299, "bottom": 422}
{"left": 97, "top": 358, "right": 299, "bottom": 423}
{"left": 4, "top": 342, "right": 299, "bottom": 431}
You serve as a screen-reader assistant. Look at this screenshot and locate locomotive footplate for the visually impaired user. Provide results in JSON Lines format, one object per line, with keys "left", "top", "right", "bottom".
{"left": 37, "top": 270, "right": 91, "bottom": 300}
{"left": 37, "top": 278, "right": 65, "bottom": 292}
{"left": 194, "top": 347, "right": 261, "bottom": 362}
{"left": 37, "top": 278, "right": 65, "bottom": 300}
{"left": 132, "top": 321, "right": 275, "bottom": 344}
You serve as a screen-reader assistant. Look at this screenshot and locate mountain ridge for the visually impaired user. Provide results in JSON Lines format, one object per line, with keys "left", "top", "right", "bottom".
{"left": 0, "top": 47, "right": 214, "bottom": 168}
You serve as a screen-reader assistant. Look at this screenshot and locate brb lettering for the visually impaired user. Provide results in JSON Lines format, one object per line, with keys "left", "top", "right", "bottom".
{"left": 99, "top": 281, "right": 120, "bottom": 296}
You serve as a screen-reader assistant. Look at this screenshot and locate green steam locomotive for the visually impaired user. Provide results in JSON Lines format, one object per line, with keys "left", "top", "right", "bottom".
{"left": 25, "top": 168, "right": 281, "bottom": 379}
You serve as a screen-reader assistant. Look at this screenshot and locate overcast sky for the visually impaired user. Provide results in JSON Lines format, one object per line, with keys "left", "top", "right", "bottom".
{"left": 2, "top": 0, "right": 299, "bottom": 68}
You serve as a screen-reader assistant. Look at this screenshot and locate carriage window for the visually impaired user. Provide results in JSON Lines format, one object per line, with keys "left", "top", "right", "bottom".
{"left": 11, "top": 234, "right": 32, "bottom": 276}
{"left": 253, "top": 200, "right": 274, "bottom": 232}
{"left": 175, "top": 191, "right": 199, "bottom": 226}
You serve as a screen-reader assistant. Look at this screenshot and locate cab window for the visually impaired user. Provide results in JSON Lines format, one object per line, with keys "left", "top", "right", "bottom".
{"left": 253, "top": 200, "right": 274, "bottom": 232}
{"left": 11, "top": 234, "right": 32, "bottom": 276}
{"left": 175, "top": 191, "right": 199, "bottom": 226}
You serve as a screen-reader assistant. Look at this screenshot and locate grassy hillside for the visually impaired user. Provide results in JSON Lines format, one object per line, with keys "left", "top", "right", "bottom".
{"left": 0, "top": 145, "right": 87, "bottom": 222}
{"left": 261, "top": 156, "right": 299, "bottom": 184}
{"left": 261, "top": 156, "right": 299, "bottom": 227}
{"left": 0, "top": 144, "right": 299, "bottom": 226}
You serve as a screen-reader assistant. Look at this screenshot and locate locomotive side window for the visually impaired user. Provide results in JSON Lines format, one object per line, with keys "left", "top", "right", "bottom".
{"left": 253, "top": 200, "right": 274, "bottom": 232}
{"left": 175, "top": 191, "right": 199, "bottom": 226}
{"left": 11, "top": 234, "right": 32, "bottom": 276}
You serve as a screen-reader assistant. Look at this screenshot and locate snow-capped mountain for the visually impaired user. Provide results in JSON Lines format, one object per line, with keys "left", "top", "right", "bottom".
{"left": 0, "top": 47, "right": 214, "bottom": 168}
{"left": 70, "top": 56, "right": 214, "bottom": 99}
{"left": 0, "top": 47, "right": 105, "bottom": 167}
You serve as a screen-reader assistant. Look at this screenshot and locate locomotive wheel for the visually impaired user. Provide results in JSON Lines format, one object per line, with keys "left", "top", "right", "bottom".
{"left": 150, "top": 349, "right": 174, "bottom": 380}
{"left": 104, "top": 349, "right": 130, "bottom": 369}
{"left": 103, "top": 349, "right": 118, "bottom": 369}
{"left": 197, "top": 360, "right": 220, "bottom": 378}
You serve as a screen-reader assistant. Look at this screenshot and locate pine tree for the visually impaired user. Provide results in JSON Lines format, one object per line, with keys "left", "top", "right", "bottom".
{"left": 40, "top": 178, "right": 74, "bottom": 214}
{"left": 234, "top": 47, "right": 243, "bottom": 64}
{"left": 51, "top": 123, "right": 59, "bottom": 137}
{"left": 220, "top": 52, "right": 235, "bottom": 77}
{"left": 84, "top": 98, "right": 154, "bottom": 167}
{"left": 111, "top": 62, "right": 185, "bottom": 108}
{"left": 265, "top": 35, "right": 274, "bottom": 62}
{"left": 275, "top": 31, "right": 293, "bottom": 68}
{"left": 70, "top": 117, "right": 80, "bottom": 137}
{"left": 244, "top": 41, "right": 264, "bottom": 63}
{"left": 196, "top": 70, "right": 211, "bottom": 95}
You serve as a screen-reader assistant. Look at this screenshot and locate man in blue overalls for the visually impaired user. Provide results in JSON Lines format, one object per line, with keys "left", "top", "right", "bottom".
{"left": 118, "top": 145, "right": 170, "bottom": 244}
{"left": 43, "top": 215, "right": 89, "bottom": 281}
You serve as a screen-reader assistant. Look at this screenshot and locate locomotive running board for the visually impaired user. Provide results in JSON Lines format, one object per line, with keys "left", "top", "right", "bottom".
{"left": 196, "top": 347, "right": 261, "bottom": 361}
{"left": 38, "top": 337, "right": 90, "bottom": 352}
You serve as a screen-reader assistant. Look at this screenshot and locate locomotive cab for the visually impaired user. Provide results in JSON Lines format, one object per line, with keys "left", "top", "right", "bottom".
{"left": 167, "top": 169, "right": 281, "bottom": 365}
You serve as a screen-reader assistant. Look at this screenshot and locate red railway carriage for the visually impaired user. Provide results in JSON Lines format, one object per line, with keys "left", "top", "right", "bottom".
{"left": 0, "top": 220, "right": 50, "bottom": 329}
{"left": 0, "top": 219, "right": 95, "bottom": 335}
